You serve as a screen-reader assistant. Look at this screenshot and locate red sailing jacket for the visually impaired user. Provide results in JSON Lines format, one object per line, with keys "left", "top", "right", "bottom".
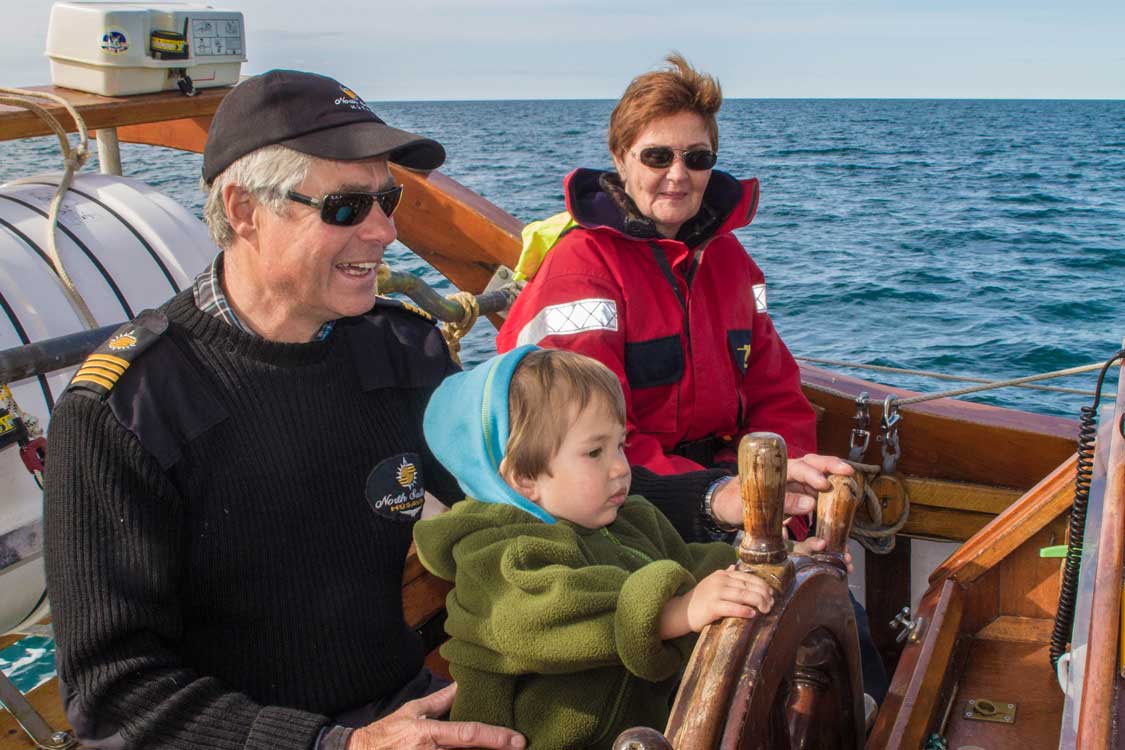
{"left": 496, "top": 170, "right": 817, "bottom": 534}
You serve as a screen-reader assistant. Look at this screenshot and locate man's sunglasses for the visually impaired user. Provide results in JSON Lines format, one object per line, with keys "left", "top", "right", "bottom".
{"left": 632, "top": 147, "right": 718, "bottom": 171}
{"left": 285, "top": 185, "right": 404, "bottom": 226}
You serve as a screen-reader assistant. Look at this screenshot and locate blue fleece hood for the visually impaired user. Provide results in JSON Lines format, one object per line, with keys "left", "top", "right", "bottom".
{"left": 424, "top": 345, "right": 556, "bottom": 524}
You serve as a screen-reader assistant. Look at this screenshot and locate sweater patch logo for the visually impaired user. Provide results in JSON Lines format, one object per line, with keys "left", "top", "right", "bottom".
{"left": 727, "top": 330, "right": 753, "bottom": 375}
{"left": 366, "top": 453, "right": 425, "bottom": 523}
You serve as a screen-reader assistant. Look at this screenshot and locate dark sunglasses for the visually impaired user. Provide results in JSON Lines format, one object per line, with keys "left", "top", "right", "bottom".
{"left": 632, "top": 146, "right": 718, "bottom": 171}
{"left": 285, "top": 185, "right": 404, "bottom": 226}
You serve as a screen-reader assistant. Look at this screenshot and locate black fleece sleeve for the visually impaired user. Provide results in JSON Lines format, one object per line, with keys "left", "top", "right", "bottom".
{"left": 628, "top": 465, "right": 732, "bottom": 543}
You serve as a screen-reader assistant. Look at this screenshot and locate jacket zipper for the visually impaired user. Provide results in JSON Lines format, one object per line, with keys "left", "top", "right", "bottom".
{"left": 599, "top": 527, "right": 654, "bottom": 564}
{"left": 588, "top": 668, "right": 634, "bottom": 748}
{"left": 649, "top": 240, "right": 715, "bottom": 434}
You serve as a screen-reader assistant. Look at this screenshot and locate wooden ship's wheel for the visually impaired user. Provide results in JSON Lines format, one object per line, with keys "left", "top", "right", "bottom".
{"left": 615, "top": 433, "right": 866, "bottom": 750}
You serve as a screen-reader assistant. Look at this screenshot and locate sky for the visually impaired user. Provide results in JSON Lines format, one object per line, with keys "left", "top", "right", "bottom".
{"left": 4, "top": 0, "right": 1123, "bottom": 100}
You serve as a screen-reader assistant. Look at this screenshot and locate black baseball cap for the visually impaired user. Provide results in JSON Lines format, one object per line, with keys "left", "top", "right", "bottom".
{"left": 202, "top": 69, "right": 445, "bottom": 183}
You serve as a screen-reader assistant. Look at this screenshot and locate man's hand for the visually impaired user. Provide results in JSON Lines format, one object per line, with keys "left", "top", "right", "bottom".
{"left": 347, "top": 683, "right": 526, "bottom": 750}
{"left": 710, "top": 453, "right": 854, "bottom": 526}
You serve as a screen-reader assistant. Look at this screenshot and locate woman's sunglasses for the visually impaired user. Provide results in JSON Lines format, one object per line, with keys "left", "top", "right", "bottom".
{"left": 632, "top": 147, "right": 717, "bottom": 171}
{"left": 286, "top": 185, "right": 404, "bottom": 226}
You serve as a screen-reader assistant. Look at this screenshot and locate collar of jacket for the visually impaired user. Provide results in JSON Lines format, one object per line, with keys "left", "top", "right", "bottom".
{"left": 562, "top": 168, "right": 761, "bottom": 249}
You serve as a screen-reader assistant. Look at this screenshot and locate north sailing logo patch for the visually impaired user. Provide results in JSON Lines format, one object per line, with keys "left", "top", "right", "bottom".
{"left": 366, "top": 453, "right": 425, "bottom": 522}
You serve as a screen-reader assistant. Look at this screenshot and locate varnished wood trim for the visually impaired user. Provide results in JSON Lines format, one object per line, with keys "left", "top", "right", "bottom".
{"left": 802, "top": 364, "right": 1076, "bottom": 489}
{"left": 975, "top": 615, "right": 1055, "bottom": 644}
{"left": 900, "top": 505, "right": 994, "bottom": 542}
{"left": 905, "top": 478, "right": 1021, "bottom": 515}
{"left": 868, "top": 578, "right": 965, "bottom": 749}
{"left": 0, "top": 85, "right": 230, "bottom": 142}
{"left": 114, "top": 117, "right": 213, "bottom": 154}
{"left": 1077, "top": 367, "right": 1125, "bottom": 750}
{"left": 927, "top": 455, "right": 1077, "bottom": 586}
{"left": 390, "top": 166, "right": 522, "bottom": 307}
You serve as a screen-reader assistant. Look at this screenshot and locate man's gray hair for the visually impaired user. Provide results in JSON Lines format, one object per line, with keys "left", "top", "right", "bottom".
{"left": 202, "top": 144, "right": 316, "bottom": 248}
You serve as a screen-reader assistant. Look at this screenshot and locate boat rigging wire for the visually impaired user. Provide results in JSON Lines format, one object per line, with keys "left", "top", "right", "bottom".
{"left": 795, "top": 356, "right": 1097, "bottom": 397}
{"left": 1049, "top": 348, "right": 1125, "bottom": 671}
{"left": 0, "top": 87, "right": 97, "bottom": 329}
{"left": 801, "top": 359, "right": 1109, "bottom": 407}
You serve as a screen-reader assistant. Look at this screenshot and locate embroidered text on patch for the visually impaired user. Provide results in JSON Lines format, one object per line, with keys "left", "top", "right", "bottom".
{"left": 516, "top": 298, "right": 618, "bottom": 346}
{"left": 752, "top": 284, "right": 768, "bottom": 313}
{"left": 366, "top": 453, "right": 425, "bottom": 522}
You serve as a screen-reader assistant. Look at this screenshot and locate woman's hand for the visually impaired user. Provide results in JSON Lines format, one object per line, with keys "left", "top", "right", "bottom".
{"left": 347, "top": 683, "right": 526, "bottom": 750}
{"left": 659, "top": 565, "right": 774, "bottom": 639}
{"left": 710, "top": 453, "right": 855, "bottom": 525}
{"left": 792, "top": 537, "right": 856, "bottom": 574}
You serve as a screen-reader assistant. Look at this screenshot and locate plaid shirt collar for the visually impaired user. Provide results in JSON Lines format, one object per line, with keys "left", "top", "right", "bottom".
{"left": 192, "top": 252, "right": 335, "bottom": 341}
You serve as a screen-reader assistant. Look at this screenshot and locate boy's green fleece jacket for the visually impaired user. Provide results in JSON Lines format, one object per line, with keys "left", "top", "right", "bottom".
{"left": 413, "top": 496, "right": 737, "bottom": 750}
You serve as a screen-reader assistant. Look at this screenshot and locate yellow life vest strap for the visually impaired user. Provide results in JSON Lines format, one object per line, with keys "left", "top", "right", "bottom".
{"left": 514, "top": 210, "right": 578, "bottom": 282}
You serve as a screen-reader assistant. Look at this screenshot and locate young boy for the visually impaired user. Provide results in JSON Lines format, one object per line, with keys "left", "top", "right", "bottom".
{"left": 413, "top": 346, "right": 775, "bottom": 750}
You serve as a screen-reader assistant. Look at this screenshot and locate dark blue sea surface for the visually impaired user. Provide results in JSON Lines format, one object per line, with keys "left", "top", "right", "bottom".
{"left": 2, "top": 99, "right": 1122, "bottom": 417}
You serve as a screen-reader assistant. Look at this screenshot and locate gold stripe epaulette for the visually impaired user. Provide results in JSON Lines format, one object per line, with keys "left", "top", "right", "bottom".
{"left": 72, "top": 353, "right": 131, "bottom": 390}
{"left": 65, "top": 309, "right": 169, "bottom": 400}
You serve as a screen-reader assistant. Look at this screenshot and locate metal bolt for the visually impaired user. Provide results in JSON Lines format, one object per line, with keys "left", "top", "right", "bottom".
{"left": 1007, "top": 704, "right": 1014, "bottom": 709}
{"left": 964, "top": 712, "right": 973, "bottom": 718}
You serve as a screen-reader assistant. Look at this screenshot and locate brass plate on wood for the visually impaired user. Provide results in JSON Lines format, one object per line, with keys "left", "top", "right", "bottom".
{"left": 963, "top": 698, "right": 1017, "bottom": 723}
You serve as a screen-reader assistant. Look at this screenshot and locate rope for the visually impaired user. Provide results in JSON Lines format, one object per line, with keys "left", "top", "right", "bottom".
{"left": 0, "top": 88, "right": 97, "bottom": 329}
{"left": 844, "top": 459, "right": 909, "bottom": 554}
{"left": 440, "top": 291, "right": 480, "bottom": 366}
{"left": 796, "top": 356, "right": 1097, "bottom": 397}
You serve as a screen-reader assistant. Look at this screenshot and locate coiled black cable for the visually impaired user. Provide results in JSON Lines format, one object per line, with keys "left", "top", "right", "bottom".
{"left": 1049, "top": 349, "right": 1125, "bottom": 670}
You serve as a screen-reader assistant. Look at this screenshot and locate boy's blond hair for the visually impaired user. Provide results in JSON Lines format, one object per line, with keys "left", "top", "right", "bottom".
{"left": 505, "top": 350, "right": 627, "bottom": 480}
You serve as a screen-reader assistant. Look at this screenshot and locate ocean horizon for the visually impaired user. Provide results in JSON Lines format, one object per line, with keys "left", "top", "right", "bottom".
{"left": 2, "top": 97, "right": 1123, "bottom": 418}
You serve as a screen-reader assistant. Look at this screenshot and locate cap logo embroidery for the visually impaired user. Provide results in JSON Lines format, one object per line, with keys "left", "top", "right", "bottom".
{"left": 334, "top": 85, "right": 372, "bottom": 113}
{"left": 108, "top": 331, "right": 139, "bottom": 351}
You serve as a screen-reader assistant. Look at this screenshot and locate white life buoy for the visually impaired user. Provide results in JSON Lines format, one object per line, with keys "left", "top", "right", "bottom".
{"left": 0, "top": 172, "right": 217, "bottom": 635}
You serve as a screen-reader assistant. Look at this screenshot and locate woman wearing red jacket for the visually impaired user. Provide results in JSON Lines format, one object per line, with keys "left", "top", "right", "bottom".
{"left": 497, "top": 52, "right": 888, "bottom": 707}
{"left": 497, "top": 54, "right": 843, "bottom": 542}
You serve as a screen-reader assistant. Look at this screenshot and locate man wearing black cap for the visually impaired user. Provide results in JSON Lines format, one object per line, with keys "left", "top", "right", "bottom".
{"left": 44, "top": 70, "right": 524, "bottom": 750}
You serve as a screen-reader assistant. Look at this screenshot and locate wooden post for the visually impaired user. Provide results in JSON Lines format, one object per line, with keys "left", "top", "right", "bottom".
{"left": 865, "top": 539, "right": 912, "bottom": 677}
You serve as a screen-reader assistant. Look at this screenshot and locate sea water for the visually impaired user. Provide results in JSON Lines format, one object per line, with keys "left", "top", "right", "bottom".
{"left": 2, "top": 98, "right": 1121, "bottom": 417}
{"left": 0, "top": 97, "right": 1122, "bottom": 700}
{"left": 5, "top": 98, "right": 1122, "bottom": 417}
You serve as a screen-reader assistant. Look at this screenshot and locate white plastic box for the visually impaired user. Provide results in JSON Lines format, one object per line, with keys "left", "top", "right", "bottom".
{"left": 46, "top": 2, "right": 246, "bottom": 96}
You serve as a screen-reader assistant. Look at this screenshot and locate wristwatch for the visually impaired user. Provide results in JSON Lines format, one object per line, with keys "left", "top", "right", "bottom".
{"left": 701, "top": 475, "right": 740, "bottom": 533}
